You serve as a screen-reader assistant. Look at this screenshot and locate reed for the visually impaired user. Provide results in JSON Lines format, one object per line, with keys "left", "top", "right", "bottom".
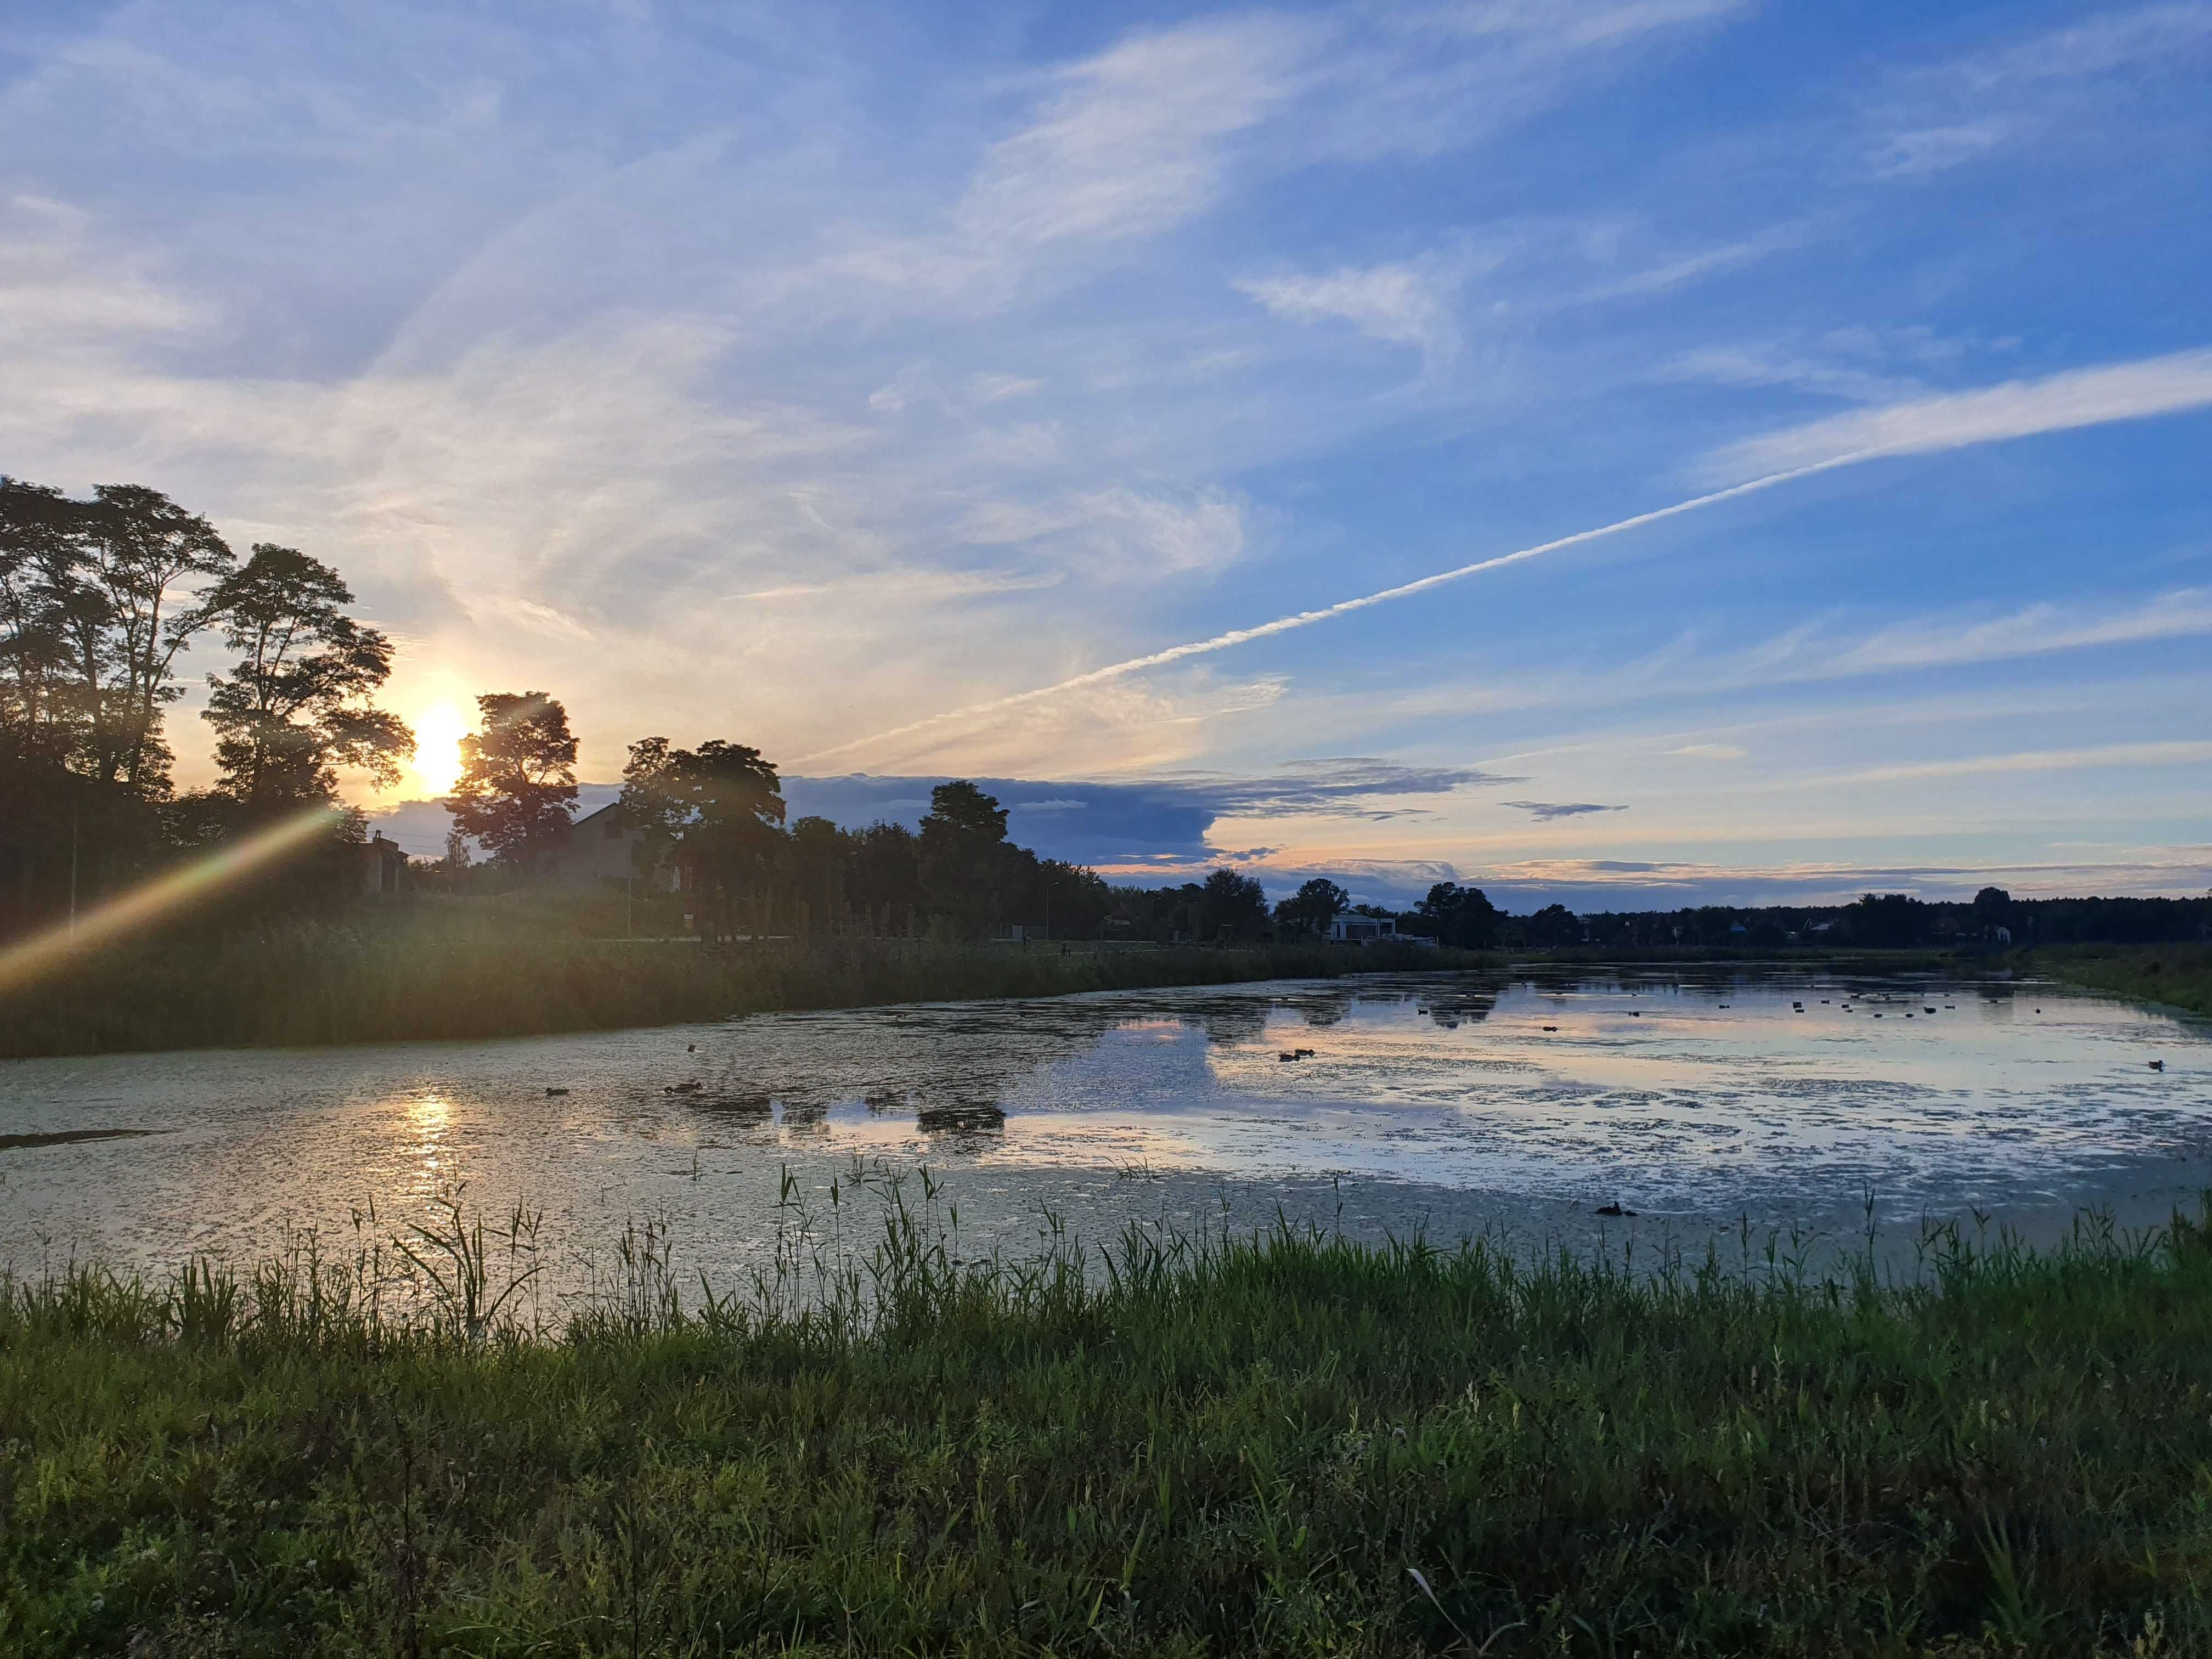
{"left": 4, "top": 1177, "right": 2210, "bottom": 1655}
{"left": 0, "top": 926, "right": 1478, "bottom": 1058}
{"left": 2030, "top": 942, "right": 2212, "bottom": 1018}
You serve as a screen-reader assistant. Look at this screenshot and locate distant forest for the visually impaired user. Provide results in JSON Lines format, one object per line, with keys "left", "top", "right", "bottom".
{"left": 5, "top": 477, "right": 2207, "bottom": 951}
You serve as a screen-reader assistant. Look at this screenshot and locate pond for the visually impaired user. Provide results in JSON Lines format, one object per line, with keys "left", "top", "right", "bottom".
{"left": 3, "top": 967, "right": 2208, "bottom": 1299}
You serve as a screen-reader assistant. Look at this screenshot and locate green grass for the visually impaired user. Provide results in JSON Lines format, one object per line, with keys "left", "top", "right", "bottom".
{"left": 5, "top": 1182, "right": 2212, "bottom": 1656}
{"left": 2027, "top": 943, "right": 2212, "bottom": 1019}
{"left": 0, "top": 924, "right": 1482, "bottom": 1058}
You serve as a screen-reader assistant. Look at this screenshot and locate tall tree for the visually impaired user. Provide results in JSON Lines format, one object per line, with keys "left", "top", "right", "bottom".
{"left": 0, "top": 479, "right": 228, "bottom": 930}
{"left": 621, "top": 738, "right": 787, "bottom": 943}
{"left": 918, "top": 780, "right": 1013, "bottom": 939}
{"left": 847, "top": 821, "right": 920, "bottom": 935}
{"left": 72, "top": 484, "right": 236, "bottom": 793}
{"left": 0, "top": 479, "right": 91, "bottom": 766}
{"left": 445, "top": 692, "right": 579, "bottom": 866}
{"left": 1416, "top": 881, "right": 1500, "bottom": 949}
{"left": 784, "top": 816, "right": 850, "bottom": 935}
{"left": 199, "top": 544, "right": 414, "bottom": 810}
{"left": 1274, "top": 877, "right": 1350, "bottom": 941}
{"left": 1197, "top": 867, "right": 1269, "bottom": 943}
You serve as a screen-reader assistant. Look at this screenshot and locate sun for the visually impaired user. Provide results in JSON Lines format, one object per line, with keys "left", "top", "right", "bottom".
{"left": 409, "top": 704, "right": 469, "bottom": 797}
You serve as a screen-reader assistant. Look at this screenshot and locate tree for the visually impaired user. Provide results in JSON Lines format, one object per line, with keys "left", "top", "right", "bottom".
{"left": 199, "top": 544, "right": 413, "bottom": 811}
{"left": 1197, "top": 868, "right": 1268, "bottom": 943}
{"left": 0, "top": 479, "right": 230, "bottom": 931}
{"left": 446, "top": 693, "right": 579, "bottom": 866}
{"left": 848, "top": 821, "right": 921, "bottom": 935}
{"left": 1846, "top": 891, "right": 1925, "bottom": 949}
{"left": 72, "top": 484, "right": 237, "bottom": 793}
{"left": 1526, "top": 902, "right": 1580, "bottom": 949}
{"left": 919, "top": 780, "right": 1013, "bottom": 939}
{"left": 620, "top": 737, "right": 786, "bottom": 943}
{"left": 0, "top": 478, "right": 89, "bottom": 768}
{"left": 1415, "top": 881, "right": 1500, "bottom": 949}
{"left": 785, "top": 815, "right": 850, "bottom": 935}
{"left": 1274, "top": 877, "right": 1350, "bottom": 941}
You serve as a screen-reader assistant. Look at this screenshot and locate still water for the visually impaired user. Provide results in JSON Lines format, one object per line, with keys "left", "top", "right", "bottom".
{"left": 4, "top": 968, "right": 2208, "bottom": 1294}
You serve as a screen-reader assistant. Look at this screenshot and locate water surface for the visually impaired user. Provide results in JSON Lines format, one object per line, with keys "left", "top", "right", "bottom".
{"left": 4, "top": 967, "right": 2207, "bottom": 1295}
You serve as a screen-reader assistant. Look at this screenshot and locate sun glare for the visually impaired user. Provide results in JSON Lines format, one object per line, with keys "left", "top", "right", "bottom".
{"left": 410, "top": 704, "right": 468, "bottom": 796}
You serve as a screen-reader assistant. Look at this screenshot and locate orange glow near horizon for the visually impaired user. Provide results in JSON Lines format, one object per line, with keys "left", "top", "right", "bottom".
{"left": 409, "top": 703, "right": 469, "bottom": 797}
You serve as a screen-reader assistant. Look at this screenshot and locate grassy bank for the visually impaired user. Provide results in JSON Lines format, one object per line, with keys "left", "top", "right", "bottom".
{"left": 2027, "top": 943, "right": 2212, "bottom": 1019}
{"left": 5, "top": 1190, "right": 2211, "bottom": 1656}
{"left": 1, "top": 925, "right": 1483, "bottom": 1058}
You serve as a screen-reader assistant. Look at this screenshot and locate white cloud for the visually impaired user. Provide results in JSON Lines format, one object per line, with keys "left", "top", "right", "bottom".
{"left": 1816, "top": 740, "right": 2212, "bottom": 788}
{"left": 1825, "top": 590, "right": 2212, "bottom": 674}
{"left": 1866, "top": 3, "right": 2212, "bottom": 176}
{"left": 955, "top": 16, "right": 1321, "bottom": 247}
{"left": 1073, "top": 488, "right": 1251, "bottom": 579}
{"left": 1235, "top": 261, "right": 1462, "bottom": 363}
{"left": 1669, "top": 743, "right": 1746, "bottom": 760}
{"left": 1701, "top": 348, "right": 2212, "bottom": 480}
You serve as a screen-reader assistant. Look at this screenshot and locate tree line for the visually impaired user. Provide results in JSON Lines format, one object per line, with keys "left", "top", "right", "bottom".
{"left": 2, "top": 478, "right": 412, "bottom": 935}
{"left": 433, "top": 692, "right": 1116, "bottom": 944}
{"left": 9, "top": 478, "right": 2205, "bottom": 951}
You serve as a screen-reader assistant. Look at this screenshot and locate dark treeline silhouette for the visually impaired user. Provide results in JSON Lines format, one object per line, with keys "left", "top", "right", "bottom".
{"left": 8, "top": 478, "right": 2208, "bottom": 953}
{"left": 1, "top": 477, "right": 411, "bottom": 936}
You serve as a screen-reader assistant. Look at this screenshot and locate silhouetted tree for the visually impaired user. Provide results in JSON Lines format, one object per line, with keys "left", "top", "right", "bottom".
{"left": 785, "top": 815, "right": 849, "bottom": 935}
{"left": 1198, "top": 867, "right": 1268, "bottom": 942}
{"left": 1274, "top": 877, "right": 1350, "bottom": 941}
{"left": 0, "top": 479, "right": 234, "bottom": 932}
{"left": 919, "top": 780, "right": 1013, "bottom": 938}
{"left": 848, "top": 821, "right": 921, "bottom": 935}
{"left": 1845, "top": 891, "right": 1925, "bottom": 949}
{"left": 446, "top": 692, "right": 579, "bottom": 867}
{"left": 1526, "top": 902, "right": 1580, "bottom": 948}
{"left": 1018, "top": 856, "right": 1111, "bottom": 939}
{"left": 1415, "top": 881, "right": 1500, "bottom": 949}
{"left": 621, "top": 737, "right": 786, "bottom": 943}
{"left": 199, "top": 544, "right": 413, "bottom": 811}
{"left": 72, "top": 484, "right": 236, "bottom": 793}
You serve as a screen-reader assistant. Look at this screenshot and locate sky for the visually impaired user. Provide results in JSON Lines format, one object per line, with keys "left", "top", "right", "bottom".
{"left": 4, "top": 0, "right": 2209, "bottom": 910}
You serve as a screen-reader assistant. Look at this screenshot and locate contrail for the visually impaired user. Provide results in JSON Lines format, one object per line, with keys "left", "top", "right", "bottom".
{"left": 794, "top": 447, "right": 1887, "bottom": 768}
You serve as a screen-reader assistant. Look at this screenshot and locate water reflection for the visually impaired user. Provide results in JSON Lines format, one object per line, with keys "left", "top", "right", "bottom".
{"left": 2, "top": 968, "right": 2208, "bottom": 1291}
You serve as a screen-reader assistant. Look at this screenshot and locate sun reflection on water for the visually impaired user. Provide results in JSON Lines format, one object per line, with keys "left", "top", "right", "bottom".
{"left": 407, "top": 1091, "right": 450, "bottom": 1181}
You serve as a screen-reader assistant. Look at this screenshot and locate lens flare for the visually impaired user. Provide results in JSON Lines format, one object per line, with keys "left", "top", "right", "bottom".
{"left": 0, "top": 806, "right": 341, "bottom": 996}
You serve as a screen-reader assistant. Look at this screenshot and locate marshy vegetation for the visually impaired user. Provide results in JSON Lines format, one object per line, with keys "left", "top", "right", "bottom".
{"left": 2035, "top": 943, "right": 2212, "bottom": 1019}
{"left": 0, "top": 919, "right": 1479, "bottom": 1058}
{"left": 5, "top": 1174, "right": 2210, "bottom": 1655}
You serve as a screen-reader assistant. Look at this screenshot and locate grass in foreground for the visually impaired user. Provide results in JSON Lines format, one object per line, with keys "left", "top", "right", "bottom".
{"left": 5, "top": 1184, "right": 2211, "bottom": 1656}
{"left": 0, "top": 926, "right": 1477, "bottom": 1058}
{"left": 2030, "top": 943, "right": 2212, "bottom": 1019}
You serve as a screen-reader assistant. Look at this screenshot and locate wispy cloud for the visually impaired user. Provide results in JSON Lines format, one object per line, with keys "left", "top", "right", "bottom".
{"left": 956, "top": 16, "right": 1321, "bottom": 247}
{"left": 1503, "top": 800, "right": 1627, "bottom": 820}
{"left": 1700, "top": 348, "right": 2212, "bottom": 481}
{"left": 1812, "top": 740, "right": 2212, "bottom": 789}
{"left": 1865, "top": 2, "right": 2212, "bottom": 177}
{"left": 1235, "top": 259, "right": 1465, "bottom": 366}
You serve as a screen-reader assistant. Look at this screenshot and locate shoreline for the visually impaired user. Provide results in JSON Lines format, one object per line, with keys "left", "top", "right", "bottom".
{"left": 6, "top": 1195, "right": 2209, "bottom": 1653}
{"left": 0, "top": 935, "right": 1492, "bottom": 1060}
{"left": 12, "top": 930, "right": 2183, "bottom": 1062}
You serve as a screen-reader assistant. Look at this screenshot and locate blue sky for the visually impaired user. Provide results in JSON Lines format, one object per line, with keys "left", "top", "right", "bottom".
{"left": 4, "top": 1, "right": 2209, "bottom": 907}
